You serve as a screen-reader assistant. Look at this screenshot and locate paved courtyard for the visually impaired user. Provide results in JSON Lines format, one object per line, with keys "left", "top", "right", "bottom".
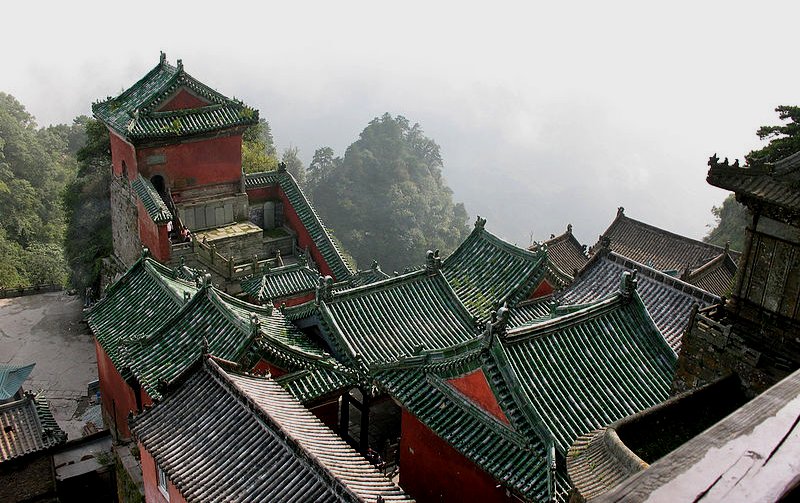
{"left": 0, "top": 291, "right": 97, "bottom": 440}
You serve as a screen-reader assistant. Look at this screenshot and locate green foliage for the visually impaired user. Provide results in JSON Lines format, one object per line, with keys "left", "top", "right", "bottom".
{"left": 704, "top": 194, "right": 747, "bottom": 251}
{"left": 745, "top": 106, "right": 800, "bottom": 167}
{"left": 63, "top": 118, "right": 112, "bottom": 292}
{"left": 281, "top": 146, "right": 306, "bottom": 187}
{"left": 242, "top": 118, "right": 278, "bottom": 173}
{"left": 307, "top": 113, "right": 469, "bottom": 272}
{"left": 0, "top": 92, "right": 77, "bottom": 288}
{"left": 706, "top": 105, "right": 800, "bottom": 249}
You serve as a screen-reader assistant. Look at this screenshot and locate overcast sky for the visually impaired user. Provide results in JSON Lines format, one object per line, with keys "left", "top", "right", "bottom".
{"left": 3, "top": 1, "right": 798, "bottom": 248}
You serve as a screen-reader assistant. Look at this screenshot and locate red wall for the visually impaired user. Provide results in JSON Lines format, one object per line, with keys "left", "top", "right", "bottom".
{"left": 95, "top": 340, "right": 138, "bottom": 439}
{"left": 109, "top": 132, "right": 138, "bottom": 180}
{"left": 251, "top": 358, "right": 287, "bottom": 378}
{"left": 139, "top": 442, "right": 188, "bottom": 503}
{"left": 137, "top": 135, "right": 242, "bottom": 194}
{"left": 136, "top": 199, "right": 171, "bottom": 262}
{"left": 246, "top": 184, "right": 338, "bottom": 280}
{"left": 399, "top": 410, "right": 514, "bottom": 503}
{"left": 530, "top": 280, "right": 554, "bottom": 299}
{"left": 447, "top": 369, "right": 510, "bottom": 424}
{"left": 157, "top": 88, "right": 209, "bottom": 112}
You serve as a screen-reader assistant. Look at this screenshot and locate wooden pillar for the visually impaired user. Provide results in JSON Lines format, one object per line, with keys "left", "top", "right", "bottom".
{"left": 360, "top": 392, "right": 370, "bottom": 453}
{"left": 339, "top": 392, "right": 350, "bottom": 438}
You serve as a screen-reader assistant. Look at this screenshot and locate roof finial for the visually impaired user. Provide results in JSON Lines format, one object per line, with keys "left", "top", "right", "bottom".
{"left": 250, "top": 313, "right": 261, "bottom": 336}
{"left": 474, "top": 215, "right": 486, "bottom": 229}
{"left": 177, "top": 59, "right": 184, "bottom": 71}
{"left": 567, "top": 223, "right": 573, "bottom": 234}
{"left": 159, "top": 52, "right": 166, "bottom": 65}
{"left": 484, "top": 301, "right": 510, "bottom": 346}
{"left": 617, "top": 207, "right": 625, "bottom": 218}
{"left": 620, "top": 270, "right": 638, "bottom": 299}
{"left": 278, "top": 161, "right": 287, "bottom": 173}
{"left": 425, "top": 250, "right": 442, "bottom": 274}
{"left": 141, "top": 247, "right": 150, "bottom": 258}
{"left": 316, "top": 275, "right": 334, "bottom": 303}
{"left": 201, "top": 336, "right": 209, "bottom": 355}
{"left": 724, "top": 241, "right": 730, "bottom": 254}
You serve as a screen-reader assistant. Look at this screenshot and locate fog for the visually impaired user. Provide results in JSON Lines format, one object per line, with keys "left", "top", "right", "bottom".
{"left": 4, "top": 0, "right": 798, "bottom": 247}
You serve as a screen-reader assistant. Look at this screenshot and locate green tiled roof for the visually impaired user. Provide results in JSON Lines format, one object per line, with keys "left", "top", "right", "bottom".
{"left": 0, "top": 363, "right": 35, "bottom": 400}
{"left": 245, "top": 170, "right": 353, "bottom": 281}
{"left": 318, "top": 270, "right": 479, "bottom": 366}
{"left": 275, "top": 366, "right": 358, "bottom": 404}
{"left": 87, "top": 258, "right": 198, "bottom": 379}
{"left": 489, "top": 291, "right": 677, "bottom": 454}
{"left": 131, "top": 175, "right": 172, "bottom": 224}
{"left": 374, "top": 353, "right": 551, "bottom": 502}
{"left": 442, "top": 224, "right": 548, "bottom": 321}
{"left": 92, "top": 55, "right": 258, "bottom": 142}
{"left": 240, "top": 263, "right": 319, "bottom": 302}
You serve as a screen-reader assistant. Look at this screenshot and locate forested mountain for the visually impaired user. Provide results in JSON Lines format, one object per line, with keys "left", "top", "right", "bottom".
{"left": 706, "top": 106, "right": 800, "bottom": 250}
{"left": 0, "top": 93, "right": 80, "bottom": 288}
{"left": 306, "top": 113, "right": 470, "bottom": 272}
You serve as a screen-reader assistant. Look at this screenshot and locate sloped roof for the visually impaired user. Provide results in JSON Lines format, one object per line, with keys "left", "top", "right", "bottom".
{"left": 131, "top": 175, "right": 172, "bottom": 224}
{"left": 442, "top": 221, "right": 548, "bottom": 321}
{"left": 0, "top": 393, "right": 66, "bottom": 463}
{"left": 240, "top": 263, "right": 320, "bottom": 302}
{"left": 489, "top": 289, "right": 677, "bottom": 454}
{"left": 90, "top": 256, "right": 349, "bottom": 402}
{"left": 559, "top": 251, "right": 720, "bottom": 351}
{"left": 246, "top": 170, "right": 353, "bottom": 281}
{"left": 707, "top": 152, "right": 800, "bottom": 218}
{"left": 682, "top": 249, "right": 737, "bottom": 297}
{"left": 131, "top": 359, "right": 413, "bottom": 503}
{"left": 0, "top": 363, "right": 35, "bottom": 401}
{"left": 87, "top": 257, "right": 198, "bottom": 379}
{"left": 374, "top": 350, "right": 551, "bottom": 502}
{"left": 318, "top": 270, "right": 479, "bottom": 367}
{"left": 594, "top": 207, "right": 736, "bottom": 276}
{"left": 536, "top": 224, "right": 589, "bottom": 278}
{"left": 92, "top": 54, "right": 258, "bottom": 142}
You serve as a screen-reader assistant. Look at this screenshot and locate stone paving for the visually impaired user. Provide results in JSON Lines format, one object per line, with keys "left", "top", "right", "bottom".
{"left": 0, "top": 291, "right": 97, "bottom": 440}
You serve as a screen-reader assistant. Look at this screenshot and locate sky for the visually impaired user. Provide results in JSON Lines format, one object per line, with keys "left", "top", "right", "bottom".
{"left": 3, "top": 1, "right": 799, "bottom": 248}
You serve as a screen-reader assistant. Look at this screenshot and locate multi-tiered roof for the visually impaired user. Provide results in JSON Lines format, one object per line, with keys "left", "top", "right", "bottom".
{"left": 93, "top": 53, "right": 258, "bottom": 142}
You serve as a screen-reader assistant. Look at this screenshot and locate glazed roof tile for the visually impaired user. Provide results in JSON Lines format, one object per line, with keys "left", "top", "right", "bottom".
{"left": 318, "top": 270, "right": 479, "bottom": 366}
{"left": 246, "top": 170, "right": 353, "bottom": 281}
{"left": 0, "top": 393, "right": 66, "bottom": 463}
{"left": 90, "top": 257, "right": 347, "bottom": 401}
{"left": 0, "top": 363, "right": 35, "bottom": 401}
{"left": 375, "top": 356, "right": 551, "bottom": 502}
{"left": 492, "top": 291, "right": 677, "bottom": 454}
{"left": 92, "top": 55, "right": 257, "bottom": 142}
{"left": 442, "top": 223, "right": 548, "bottom": 321}
{"left": 240, "top": 263, "right": 320, "bottom": 302}
{"left": 131, "top": 175, "right": 172, "bottom": 224}
{"left": 683, "top": 250, "right": 737, "bottom": 297}
{"left": 507, "top": 298, "right": 552, "bottom": 329}
{"left": 594, "top": 208, "right": 738, "bottom": 276}
{"left": 275, "top": 366, "right": 358, "bottom": 404}
{"left": 131, "top": 359, "right": 413, "bottom": 502}
{"left": 559, "top": 252, "right": 720, "bottom": 351}
{"left": 707, "top": 152, "right": 800, "bottom": 217}
{"left": 87, "top": 258, "right": 198, "bottom": 379}
{"left": 537, "top": 224, "right": 589, "bottom": 278}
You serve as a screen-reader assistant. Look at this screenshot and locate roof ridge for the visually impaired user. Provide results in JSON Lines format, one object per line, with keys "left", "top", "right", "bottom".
{"left": 506, "top": 294, "right": 624, "bottom": 342}
{"left": 330, "top": 268, "right": 428, "bottom": 300}
{"left": 611, "top": 213, "right": 728, "bottom": 254}
{"left": 93, "top": 60, "right": 176, "bottom": 110}
{"left": 605, "top": 252, "right": 720, "bottom": 303}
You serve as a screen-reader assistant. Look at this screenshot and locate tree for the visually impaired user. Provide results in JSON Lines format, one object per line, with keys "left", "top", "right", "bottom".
{"left": 307, "top": 113, "right": 469, "bottom": 272}
{"left": 706, "top": 105, "right": 800, "bottom": 250}
{"left": 0, "top": 93, "right": 75, "bottom": 288}
{"left": 242, "top": 118, "right": 279, "bottom": 173}
{"left": 63, "top": 118, "right": 112, "bottom": 292}
{"left": 281, "top": 146, "right": 306, "bottom": 186}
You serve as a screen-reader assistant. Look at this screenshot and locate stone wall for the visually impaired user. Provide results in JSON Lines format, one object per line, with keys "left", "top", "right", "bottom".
{"left": 110, "top": 176, "right": 142, "bottom": 268}
{"left": 0, "top": 455, "right": 57, "bottom": 503}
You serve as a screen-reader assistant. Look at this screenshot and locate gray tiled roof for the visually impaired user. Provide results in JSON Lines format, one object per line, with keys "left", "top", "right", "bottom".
{"left": 0, "top": 393, "right": 66, "bottom": 463}
{"left": 131, "top": 359, "right": 412, "bottom": 502}
{"left": 560, "top": 252, "right": 720, "bottom": 351}
{"left": 538, "top": 224, "right": 589, "bottom": 278}
{"left": 594, "top": 208, "right": 738, "bottom": 277}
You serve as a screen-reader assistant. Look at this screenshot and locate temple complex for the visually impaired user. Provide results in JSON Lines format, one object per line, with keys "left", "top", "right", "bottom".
{"left": 79, "top": 55, "right": 800, "bottom": 502}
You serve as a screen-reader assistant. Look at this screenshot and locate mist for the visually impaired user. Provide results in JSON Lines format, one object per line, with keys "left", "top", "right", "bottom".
{"left": 3, "top": 0, "right": 798, "bottom": 248}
